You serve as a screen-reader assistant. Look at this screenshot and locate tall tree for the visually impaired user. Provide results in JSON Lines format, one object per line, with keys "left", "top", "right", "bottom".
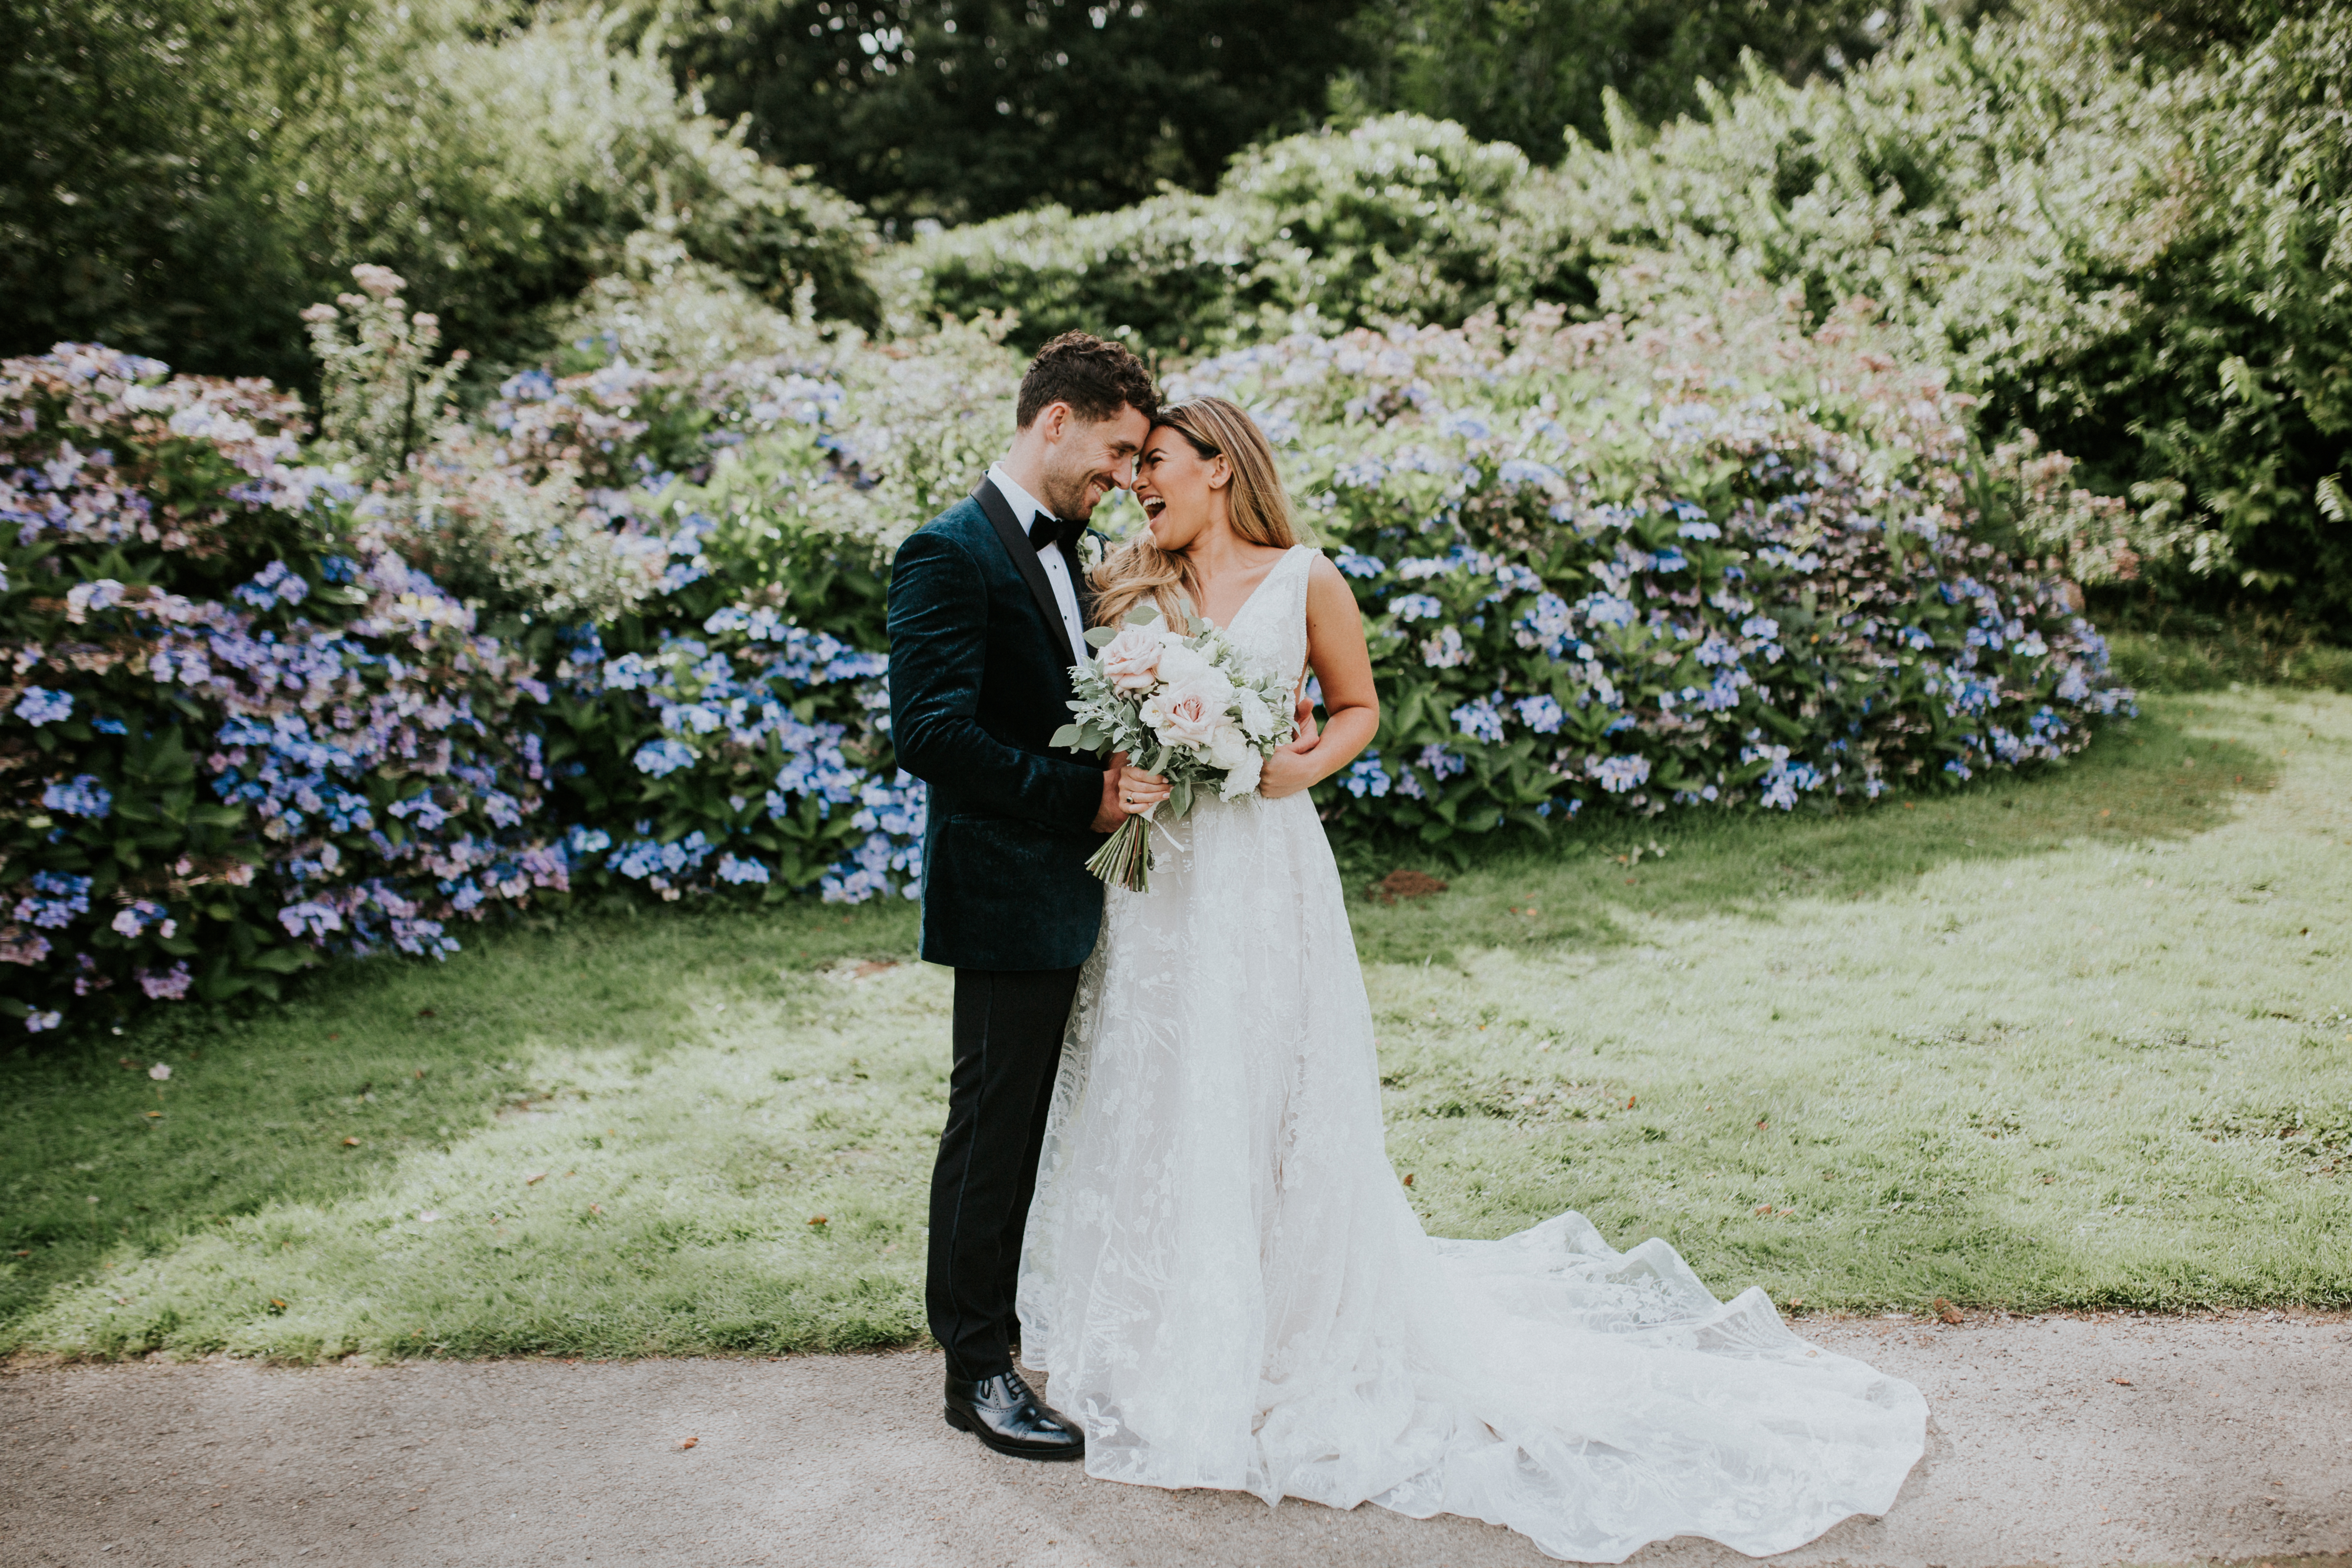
{"left": 663, "top": 0, "right": 1370, "bottom": 226}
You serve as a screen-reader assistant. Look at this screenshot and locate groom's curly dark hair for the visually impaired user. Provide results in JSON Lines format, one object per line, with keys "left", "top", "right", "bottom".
{"left": 1016, "top": 331, "right": 1159, "bottom": 430}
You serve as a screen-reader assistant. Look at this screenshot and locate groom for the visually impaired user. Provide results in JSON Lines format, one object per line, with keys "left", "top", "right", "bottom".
{"left": 886, "top": 331, "right": 1158, "bottom": 1461}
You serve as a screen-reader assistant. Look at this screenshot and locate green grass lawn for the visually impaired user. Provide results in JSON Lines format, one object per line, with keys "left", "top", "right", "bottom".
{"left": 5, "top": 689, "right": 2349, "bottom": 1362}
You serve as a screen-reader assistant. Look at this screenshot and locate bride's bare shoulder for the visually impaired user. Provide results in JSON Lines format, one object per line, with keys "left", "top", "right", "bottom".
{"left": 1303, "top": 552, "right": 1359, "bottom": 620}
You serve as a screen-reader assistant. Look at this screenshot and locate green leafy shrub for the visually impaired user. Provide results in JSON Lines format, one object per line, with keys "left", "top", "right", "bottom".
{"left": 1526, "top": 3, "right": 2352, "bottom": 620}
{"left": 893, "top": 115, "right": 1583, "bottom": 355}
{"left": 2, "top": 0, "right": 876, "bottom": 388}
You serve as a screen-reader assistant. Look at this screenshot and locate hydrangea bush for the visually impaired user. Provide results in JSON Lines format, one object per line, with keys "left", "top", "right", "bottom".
{"left": 5, "top": 263, "right": 2137, "bottom": 1034}
{"left": 0, "top": 345, "right": 564, "bottom": 1029}
{"left": 1167, "top": 295, "right": 2132, "bottom": 838}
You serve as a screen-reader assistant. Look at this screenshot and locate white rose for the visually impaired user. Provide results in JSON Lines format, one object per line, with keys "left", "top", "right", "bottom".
{"left": 1235, "top": 687, "right": 1282, "bottom": 741}
{"left": 1151, "top": 635, "right": 1215, "bottom": 688}
{"left": 1218, "top": 749, "right": 1264, "bottom": 799}
{"left": 1205, "top": 719, "right": 1252, "bottom": 774}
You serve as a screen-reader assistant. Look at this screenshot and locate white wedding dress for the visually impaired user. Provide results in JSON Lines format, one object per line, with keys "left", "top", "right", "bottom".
{"left": 1017, "top": 545, "right": 1926, "bottom": 1563}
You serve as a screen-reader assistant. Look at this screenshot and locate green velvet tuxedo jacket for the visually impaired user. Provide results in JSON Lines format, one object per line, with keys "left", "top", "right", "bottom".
{"left": 887, "top": 480, "right": 1107, "bottom": 971}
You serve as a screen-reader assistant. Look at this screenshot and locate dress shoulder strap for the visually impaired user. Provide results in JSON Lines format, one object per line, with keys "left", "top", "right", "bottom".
{"left": 1277, "top": 544, "right": 1317, "bottom": 682}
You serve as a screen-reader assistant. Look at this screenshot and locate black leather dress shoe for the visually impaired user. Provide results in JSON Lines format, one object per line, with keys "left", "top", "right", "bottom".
{"left": 943, "top": 1370, "right": 1085, "bottom": 1461}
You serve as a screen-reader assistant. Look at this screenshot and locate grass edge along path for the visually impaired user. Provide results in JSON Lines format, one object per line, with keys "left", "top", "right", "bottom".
{"left": 3, "top": 689, "right": 2348, "bottom": 1362}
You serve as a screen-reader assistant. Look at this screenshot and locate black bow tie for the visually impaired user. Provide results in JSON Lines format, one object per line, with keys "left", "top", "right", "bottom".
{"left": 1026, "top": 512, "right": 1084, "bottom": 552}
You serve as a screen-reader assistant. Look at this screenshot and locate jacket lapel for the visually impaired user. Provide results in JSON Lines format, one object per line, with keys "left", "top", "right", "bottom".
{"left": 976, "top": 479, "right": 1085, "bottom": 672}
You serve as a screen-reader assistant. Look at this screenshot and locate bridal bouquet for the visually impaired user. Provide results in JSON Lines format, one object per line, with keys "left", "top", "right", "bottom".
{"left": 1053, "top": 608, "right": 1298, "bottom": 891}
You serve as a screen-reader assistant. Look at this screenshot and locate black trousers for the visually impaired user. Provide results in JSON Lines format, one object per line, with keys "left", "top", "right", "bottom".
{"left": 926, "top": 965, "right": 1081, "bottom": 1383}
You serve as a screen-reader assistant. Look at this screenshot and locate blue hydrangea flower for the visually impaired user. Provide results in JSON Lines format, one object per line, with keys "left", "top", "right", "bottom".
{"left": 1576, "top": 593, "right": 1637, "bottom": 630}
{"left": 1418, "top": 744, "right": 1467, "bottom": 782}
{"left": 1341, "top": 752, "right": 1392, "bottom": 799}
{"left": 15, "top": 871, "right": 92, "bottom": 928}
{"left": 1514, "top": 694, "right": 1565, "bottom": 733}
{"left": 716, "top": 853, "right": 772, "bottom": 885}
{"left": 13, "top": 687, "right": 72, "bottom": 726}
{"left": 1592, "top": 754, "right": 1651, "bottom": 793}
{"left": 40, "top": 775, "right": 112, "bottom": 818}
{"left": 1451, "top": 696, "right": 1506, "bottom": 745}
{"left": 633, "top": 738, "right": 696, "bottom": 778}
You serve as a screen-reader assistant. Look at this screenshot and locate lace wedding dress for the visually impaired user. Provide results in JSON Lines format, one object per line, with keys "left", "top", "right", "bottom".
{"left": 1016, "top": 545, "right": 1926, "bottom": 1563}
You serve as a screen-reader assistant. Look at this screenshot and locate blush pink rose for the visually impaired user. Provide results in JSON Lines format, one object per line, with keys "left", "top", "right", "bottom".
{"left": 1098, "top": 625, "right": 1164, "bottom": 692}
{"left": 1140, "top": 672, "right": 1232, "bottom": 748}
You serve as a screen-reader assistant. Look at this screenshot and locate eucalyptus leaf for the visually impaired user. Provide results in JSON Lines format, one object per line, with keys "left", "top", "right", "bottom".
{"left": 1085, "top": 626, "right": 1119, "bottom": 647}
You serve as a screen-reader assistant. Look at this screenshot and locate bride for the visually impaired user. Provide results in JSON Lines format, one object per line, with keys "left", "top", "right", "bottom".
{"left": 1015, "top": 395, "right": 1928, "bottom": 1563}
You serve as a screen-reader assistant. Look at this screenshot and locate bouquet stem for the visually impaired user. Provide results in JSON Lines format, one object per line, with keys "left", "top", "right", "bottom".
{"left": 1085, "top": 813, "right": 1153, "bottom": 892}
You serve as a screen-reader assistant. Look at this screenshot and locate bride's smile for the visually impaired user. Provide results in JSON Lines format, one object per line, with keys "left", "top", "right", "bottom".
{"left": 1132, "top": 426, "right": 1223, "bottom": 552}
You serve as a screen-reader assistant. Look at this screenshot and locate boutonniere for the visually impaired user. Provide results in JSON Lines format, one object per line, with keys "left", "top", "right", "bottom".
{"left": 1077, "top": 528, "right": 1109, "bottom": 573}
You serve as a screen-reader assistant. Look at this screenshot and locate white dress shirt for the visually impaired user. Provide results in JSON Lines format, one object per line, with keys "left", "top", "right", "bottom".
{"left": 987, "top": 462, "right": 1089, "bottom": 666}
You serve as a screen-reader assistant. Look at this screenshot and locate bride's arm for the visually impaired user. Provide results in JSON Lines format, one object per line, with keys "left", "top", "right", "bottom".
{"left": 1259, "top": 557, "right": 1379, "bottom": 800}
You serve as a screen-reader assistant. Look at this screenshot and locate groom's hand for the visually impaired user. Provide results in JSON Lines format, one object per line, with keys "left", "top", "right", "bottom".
{"left": 1088, "top": 757, "right": 1127, "bottom": 835}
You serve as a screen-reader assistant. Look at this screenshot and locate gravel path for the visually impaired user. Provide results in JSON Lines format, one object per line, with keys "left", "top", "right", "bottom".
{"left": 5, "top": 1313, "right": 2349, "bottom": 1568}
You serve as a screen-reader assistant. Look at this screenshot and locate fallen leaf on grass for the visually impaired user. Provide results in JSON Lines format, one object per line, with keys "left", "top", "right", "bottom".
{"left": 588, "top": 1205, "right": 603, "bottom": 1216}
{"left": 1401, "top": 1173, "right": 1415, "bottom": 1188}
{"left": 807, "top": 1215, "right": 828, "bottom": 1227}
{"left": 341, "top": 1137, "right": 360, "bottom": 1147}
{"left": 1625, "top": 1094, "right": 1637, "bottom": 1110}
{"left": 525, "top": 1172, "right": 547, "bottom": 1186}
{"left": 1934, "top": 1297, "right": 1965, "bottom": 1325}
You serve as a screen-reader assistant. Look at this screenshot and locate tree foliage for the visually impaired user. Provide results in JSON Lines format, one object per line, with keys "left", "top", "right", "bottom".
{"left": 658, "top": 0, "right": 1372, "bottom": 225}
{"left": 1, "top": 0, "right": 877, "bottom": 387}
{"left": 1338, "top": 0, "right": 1912, "bottom": 159}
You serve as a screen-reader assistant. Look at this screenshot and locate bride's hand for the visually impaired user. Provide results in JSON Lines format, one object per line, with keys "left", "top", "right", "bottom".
{"left": 1288, "top": 688, "right": 1321, "bottom": 753}
{"left": 1118, "top": 762, "right": 1172, "bottom": 817}
{"left": 1257, "top": 742, "right": 1321, "bottom": 800}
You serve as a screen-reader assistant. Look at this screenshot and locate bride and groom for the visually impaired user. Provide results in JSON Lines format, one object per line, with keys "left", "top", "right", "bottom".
{"left": 885, "top": 332, "right": 1927, "bottom": 1562}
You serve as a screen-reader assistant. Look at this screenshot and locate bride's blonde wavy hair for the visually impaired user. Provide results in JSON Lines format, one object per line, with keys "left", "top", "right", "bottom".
{"left": 1090, "top": 396, "right": 1297, "bottom": 629}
